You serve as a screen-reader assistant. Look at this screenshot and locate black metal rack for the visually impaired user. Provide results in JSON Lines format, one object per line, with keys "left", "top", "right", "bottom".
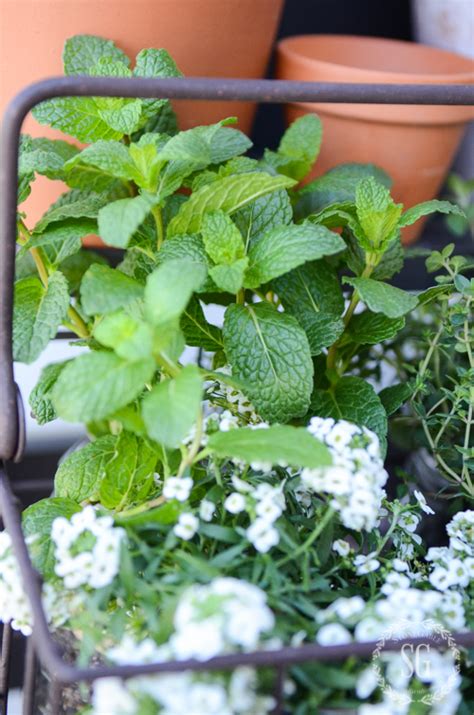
{"left": 1, "top": 75, "right": 473, "bottom": 715}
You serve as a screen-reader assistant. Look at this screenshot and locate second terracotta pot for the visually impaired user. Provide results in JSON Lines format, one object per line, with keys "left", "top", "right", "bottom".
{"left": 276, "top": 35, "right": 474, "bottom": 243}
{"left": 0, "top": 0, "right": 284, "bottom": 227}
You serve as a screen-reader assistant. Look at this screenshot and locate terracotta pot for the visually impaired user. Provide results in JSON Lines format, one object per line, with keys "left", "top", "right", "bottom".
{"left": 0, "top": 0, "right": 284, "bottom": 227}
{"left": 276, "top": 35, "right": 474, "bottom": 243}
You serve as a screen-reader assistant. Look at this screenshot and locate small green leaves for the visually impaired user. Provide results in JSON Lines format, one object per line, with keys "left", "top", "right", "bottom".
{"left": 63, "top": 35, "right": 130, "bottom": 75}
{"left": 208, "top": 425, "right": 331, "bottom": 469}
{"left": 80, "top": 264, "right": 144, "bottom": 315}
{"left": 167, "top": 173, "right": 295, "bottom": 236}
{"left": 244, "top": 223, "right": 345, "bottom": 288}
{"left": 94, "top": 312, "right": 153, "bottom": 361}
{"left": 55, "top": 436, "right": 117, "bottom": 502}
{"left": 399, "top": 199, "right": 465, "bottom": 228}
{"left": 17, "top": 219, "right": 96, "bottom": 265}
{"left": 142, "top": 365, "right": 203, "bottom": 448}
{"left": 311, "top": 376, "right": 388, "bottom": 447}
{"left": 265, "top": 114, "right": 322, "bottom": 181}
{"left": 52, "top": 352, "right": 155, "bottom": 422}
{"left": 34, "top": 189, "right": 112, "bottom": 233}
{"left": 223, "top": 303, "right": 313, "bottom": 423}
{"left": 98, "top": 195, "right": 155, "bottom": 248}
{"left": 355, "top": 177, "right": 402, "bottom": 251}
{"left": 64, "top": 140, "right": 142, "bottom": 184}
{"left": 201, "top": 211, "right": 245, "bottom": 264}
{"left": 13, "top": 272, "right": 70, "bottom": 364}
{"left": 19, "top": 136, "right": 79, "bottom": 180}
{"left": 144, "top": 259, "right": 207, "bottom": 326}
{"left": 209, "top": 259, "right": 249, "bottom": 294}
{"left": 29, "top": 362, "right": 68, "bottom": 425}
{"left": 273, "top": 261, "right": 345, "bottom": 355}
{"left": 344, "top": 277, "right": 418, "bottom": 318}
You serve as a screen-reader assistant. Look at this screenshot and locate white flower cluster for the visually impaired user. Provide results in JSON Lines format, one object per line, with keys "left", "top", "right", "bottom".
{"left": 0, "top": 530, "right": 32, "bottom": 635}
{"left": 301, "top": 418, "right": 388, "bottom": 531}
{"left": 428, "top": 510, "right": 474, "bottom": 592}
{"left": 225, "top": 476, "right": 286, "bottom": 553}
{"left": 52, "top": 506, "right": 125, "bottom": 589}
{"left": 91, "top": 578, "right": 276, "bottom": 715}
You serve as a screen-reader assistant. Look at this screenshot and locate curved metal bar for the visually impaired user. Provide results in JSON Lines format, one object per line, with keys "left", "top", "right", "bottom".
{"left": 1, "top": 75, "right": 473, "bottom": 461}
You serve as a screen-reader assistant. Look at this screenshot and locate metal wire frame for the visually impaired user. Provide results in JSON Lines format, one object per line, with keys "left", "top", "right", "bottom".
{"left": 1, "top": 76, "right": 474, "bottom": 714}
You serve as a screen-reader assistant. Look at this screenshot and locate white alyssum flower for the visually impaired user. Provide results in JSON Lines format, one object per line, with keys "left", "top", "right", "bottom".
{"left": 316, "top": 622, "right": 352, "bottom": 645}
{"left": 332, "top": 539, "right": 352, "bottom": 557}
{"left": 224, "top": 492, "right": 246, "bottom": 514}
{"left": 302, "top": 419, "right": 387, "bottom": 531}
{"left": 199, "top": 499, "right": 216, "bottom": 522}
{"left": 354, "top": 553, "right": 381, "bottom": 575}
{"left": 163, "top": 476, "right": 193, "bottom": 502}
{"left": 0, "top": 531, "right": 33, "bottom": 635}
{"left": 246, "top": 518, "right": 279, "bottom": 554}
{"left": 173, "top": 512, "right": 199, "bottom": 540}
{"left": 413, "top": 489, "right": 435, "bottom": 515}
{"left": 446, "top": 510, "right": 474, "bottom": 556}
{"left": 52, "top": 506, "right": 125, "bottom": 590}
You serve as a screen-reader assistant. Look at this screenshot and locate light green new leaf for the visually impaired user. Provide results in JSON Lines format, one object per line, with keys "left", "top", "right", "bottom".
{"left": 29, "top": 361, "right": 69, "bottom": 425}
{"left": 52, "top": 352, "right": 155, "bottom": 422}
{"left": 399, "top": 199, "right": 465, "bottom": 228}
{"left": 167, "top": 173, "right": 295, "bottom": 236}
{"left": 201, "top": 210, "right": 245, "bottom": 264}
{"left": 272, "top": 261, "right": 345, "bottom": 355}
{"left": 265, "top": 114, "right": 322, "bottom": 181}
{"left": 55, "top": 435, "right": 117, "bottom": 502}
{"left": 355, "top": 177, "right": 402, "bottom": 249}
{"left": 19, "top": 136, "right": 79, "bottom": 179}
{"left": 22, "top": 498, "right": 81, "bottom": 577}
{"left": 181, "top": 297, "right": 223, "bottom": 351}
{"left": 344, "top": 277, "right": 418, "bottom": 318}
{"left": 344, "top": 311, "right": 405, "bottom": 345}
{"left": 34, "top": 189, "right": 113, "bottom": 233}
{"left": 98, "top": 195, "right": 154, "bottom": 247}
{"left": 13, "top": 272, "right": 70, "bottom": 364}
{"left": 223, "top": 303, "right": 313, "bottom": 423}
{"left": 81, "top": 264, "right": 144, "bottom": 315}
{"left": 210, "top": 257, "right": 249, "bottom": 293}
{"left": 245, "top": 223, "right": 345, "bottom": 288}
{"left": 99, "top": 431, "right": 158, "bottom": 509}
{"left": 17, "top": 219, "right": 96, "bottom": 265}
{"left": 208, "top": 425, "right": 331, "bottom": 469}
{"left": 94, "top": 311, "right": 153, "bottom": 361}
{"left": 144, "top": 259, "right": 207, "bottom": 326}
{"left": 310, "top": 376, "right": 388, "bottom": 449}
{"left": 142, "top": 365, "right": 203, "bottom": 448}
{"left": 63, "top": 35, "right": 130, "bottom": 75}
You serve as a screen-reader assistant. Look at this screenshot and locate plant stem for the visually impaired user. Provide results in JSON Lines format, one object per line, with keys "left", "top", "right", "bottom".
{"left": 152, "top": 205, "right": 164, "bottom": 250}
{"left": 277, "top": 507, "right": 334, "bottom": 567}
{"left": 67, "top": 306, "right": 90, "bottom": 338}
{"left": 236, "top": 289, "right": 245, "bottom": 304}
{"left": 177, "top": 410, "right": 204, "bottom": 478}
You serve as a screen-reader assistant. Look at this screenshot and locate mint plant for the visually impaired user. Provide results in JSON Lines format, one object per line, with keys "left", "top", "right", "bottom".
{"left": 4, "top": 34, "right": 473, "bottom": 714}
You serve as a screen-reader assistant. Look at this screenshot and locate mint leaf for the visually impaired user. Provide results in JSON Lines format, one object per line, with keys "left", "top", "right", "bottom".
{"left": 22, "top": 498, "right": 80, "bottom": 576}
{"left": 60, "top": 249, "right": 108, "bottom": 293}
{"left": 345, "top": 312, "right": 405, "bottom": 345}
{"left": 208, "top": 425, "right": 331, "bottom": 469}
{"left": 98, "top": 195, "right": 154, "bottom": 248}
{"left": 273, "top": 261, "right": 345, "bottom": 355}
{"left": 181, "top": 298, "right": 223, "bottom": 351}
{"left": 167, "top": 173, "right": 295, "bottom": 236}
{"left": 399, "top": 200, "right": 465, "bottom": 228}
{"left": 94, "top": 312, "right": 153, "bottom": 361}
{"left": 142, "top": 365, "right": 203, "bottom": 448}
{"left": 19, "top": 136, "right": 79, "bottom": 179}
{"left": 134, "top": 48, "right": 182, "bottom": 120}
{"left": 99, "top": 431, "right": 158, "bottom": 509}
{"left": 144, "top": 259, "right": 207, "bottom": 326}
{"left": 33, "top": 97, "right": 123, "bottom": 143}
{"left": 63, "top": 35, "right": 130, "bottom": 75}
{"left": 52, "top": 352, "right": 155, "bottom": 422}
{"left": 29, "top": 361, "right": 69, "bottom": 425}
{"left": 64, "top": 140, "right": 141, "bottom": 184}
{"left": 34, "top": 189, "right": 112, "bottom": 233}
{"left": 295, "top": 163, "right": 391, "bottom": 220}
{"left": 344, "top": 277, "right": 418, "bottom": 318}
{"left": 201, "top": 211, "right": 245, "bottom": 264}
{"left": 245, "top": 223, "right": 345, "bottom": 288}
{"left": 310, "top": 376, "right": 388, "bottom": 448}
{"left": 81, "top": 264, "right": 144, "bottom": 315}
{"left": 209, "top": 258, "right": 249, "bottom": 294}
{"left": 223, "top": 303, "right": 313, "bottom": 423}
{"left": 55, "top": 436, "right": 117, "bottom": 502}
{"left": 204, "top": 126, "right": 252, "bottom": 164}
{"left": 265, "top": 114, "right": 322, "bottom": 181}
{"left": 233, "top": 189, "right": 293, "bottom": 249}
{"left": 13, "top": 272, "right": 70, "bottom": 364}
{"left": 379, "top": 383, "right": 414, "bottom": 417}
{"left": 355, "top": 177, "right": 402, "bottom": 250}
{"left": 18, "top": 219, "right": 96, "bottom": 265}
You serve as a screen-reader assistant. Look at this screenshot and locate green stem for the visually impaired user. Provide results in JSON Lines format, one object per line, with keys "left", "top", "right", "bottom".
{"left": 277, "top": 507, "right": 334, "bottom": 567}
{"left": 67, "top": 306, "right": 89, "bottom": 338}
{"left": 152, "top": 205, "right": 164, "bottom": 250}
{"left": 177, "top": 409, "right": 204, "bottom": 478}
{"left": 236, "top": 289, "right": 245, "bottom": 305}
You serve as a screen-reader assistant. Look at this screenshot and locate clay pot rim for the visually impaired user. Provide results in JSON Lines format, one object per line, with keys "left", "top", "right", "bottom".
{"left": 277, "top": 34, "right": 474, "bottom": 84}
